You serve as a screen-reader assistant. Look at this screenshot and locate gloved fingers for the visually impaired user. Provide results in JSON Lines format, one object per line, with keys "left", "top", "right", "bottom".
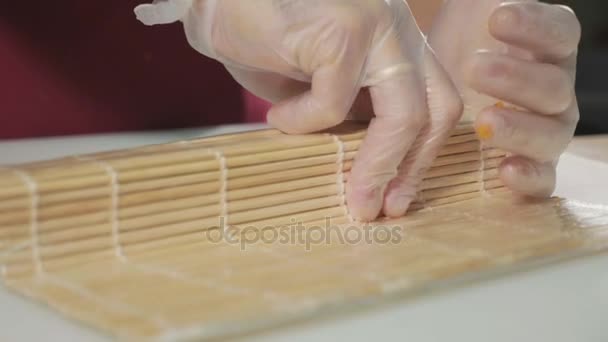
{"left": 489, "top": 2, "right": 581, "bottom": 63}
{"left": 475, "top": 104, "right": 575, "bottom": 163}
{"left": 266, "top": 24, "right": 370, "bottom": 134}
{"left": 265, "top": 60, "right": 364, "bottom": 134}
{"left": 225, "top": 66, "right": 309, "bottom": 104}
{"left": 347, "top": 111, "right": 423, "bottom": 221}
{"left": 468, "top": 51, "right": 575, "bottom": 115}
{"left": 346, "top": 46, "right": 429, "bottom": 220}
{"left": 499, "top": 155, "right": 556, "bottom": 198}
{"left": 383, "top": 48, "right": 463, "bottom": 218}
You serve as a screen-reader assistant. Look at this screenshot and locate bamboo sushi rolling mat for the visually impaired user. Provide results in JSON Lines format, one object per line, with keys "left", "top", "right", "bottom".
{"left": 1, "top": 122, "right": 607, "bottom": 341}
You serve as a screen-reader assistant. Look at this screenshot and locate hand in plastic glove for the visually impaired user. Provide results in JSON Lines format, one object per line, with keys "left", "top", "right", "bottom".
{"left": 429, "top": 0, "right": 581, "bottom": 198}
{"left": 135, "top": 0, "right": 463, "bottom": 220}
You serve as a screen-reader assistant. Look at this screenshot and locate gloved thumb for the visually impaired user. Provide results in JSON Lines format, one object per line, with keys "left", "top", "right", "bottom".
{"left": 134, "top": 0, "right": 193, "bottom": 26}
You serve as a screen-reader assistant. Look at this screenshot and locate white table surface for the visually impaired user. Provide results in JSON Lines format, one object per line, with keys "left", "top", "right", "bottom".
{"left": 1, "top": 125, "right": 607, "bottom": 342}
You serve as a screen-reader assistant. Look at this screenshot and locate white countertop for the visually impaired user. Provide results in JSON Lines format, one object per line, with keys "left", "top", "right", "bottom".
{"left": 1, "top": 125, "right": 607, "bottom": 342}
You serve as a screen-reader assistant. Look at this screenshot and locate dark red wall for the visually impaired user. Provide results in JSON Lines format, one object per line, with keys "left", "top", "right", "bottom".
{"left": 0, "top": 1, "right": 268, "bottom": 139}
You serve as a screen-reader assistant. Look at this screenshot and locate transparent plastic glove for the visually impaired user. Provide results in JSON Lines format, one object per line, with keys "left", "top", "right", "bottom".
{"left": 429, "top": 0, "right": 581, "bottom": 198}
{"left": 135, "top": 0, "right": 463, "bottom": 220}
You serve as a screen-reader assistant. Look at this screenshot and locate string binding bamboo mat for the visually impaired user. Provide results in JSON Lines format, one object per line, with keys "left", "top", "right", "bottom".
{"left": 0, "top": 122, "right": 607, "bottom": 341}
